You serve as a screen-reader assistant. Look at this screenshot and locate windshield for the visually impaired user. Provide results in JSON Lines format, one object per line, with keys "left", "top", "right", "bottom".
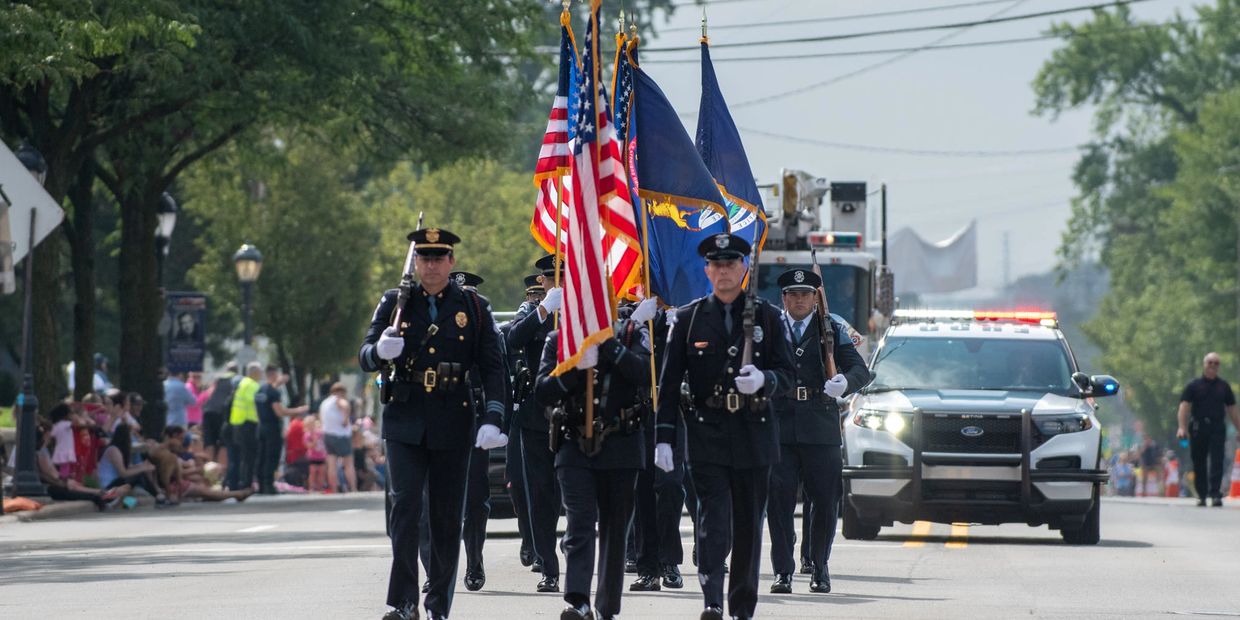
{"left": 757, "top": 263, "right": 868, "bottom": 333}
{"left": 868, "top": 336, "right": 1075, "bottom": 393}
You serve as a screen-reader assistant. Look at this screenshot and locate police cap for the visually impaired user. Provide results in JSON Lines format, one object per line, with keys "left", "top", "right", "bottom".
{"left": 407, "top": 227, "right": 460, "bottom": 256}
{"left": 697, "top": 233, "right": 750, "bottom": 261}
{"left": 450, "top": 271, "right": 484, "bottom": 289}
{"left": 777, "top": 268, "right": 821, "bottom": 292}
{"left": 524, "top": 274, "right": 544, "bottom": 293}
{"left": 534, "top": 254, "right": 563, "bottom": 277}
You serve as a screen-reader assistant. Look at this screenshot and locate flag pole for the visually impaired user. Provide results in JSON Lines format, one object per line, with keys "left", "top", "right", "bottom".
{"left": 553, "top": 1, "right": 571, "bottom": 330}
{"left": 628, "top": 25, "right": 658, "bottom": 410}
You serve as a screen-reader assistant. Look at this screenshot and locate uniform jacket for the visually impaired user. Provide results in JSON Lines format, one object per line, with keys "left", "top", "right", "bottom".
{"left": 359, "top": 282, "right": 506, "bottom": 449}
{"left": 656, "top": 295, "right": 796, "bottom": 468}
{"left": 507, "top": 300, "right": 554, "bottom": 432}
{"left": 774, "top": 312, "right": 871, "bottom": 446}
{"left": 535, "top": 321, "right": 651, "bottom": 470}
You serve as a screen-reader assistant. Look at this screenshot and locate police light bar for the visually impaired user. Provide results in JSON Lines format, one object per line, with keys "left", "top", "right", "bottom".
{"left": 807, "top": 231, "right": 863, "bottom": 249}
{"left": 893, "top": 309, "right": 1058, "bottom": 327}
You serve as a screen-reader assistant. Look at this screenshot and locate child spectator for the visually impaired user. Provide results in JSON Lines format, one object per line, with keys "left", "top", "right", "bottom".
{"left": 284, "top": 412, "right": 309, "bottom": 489}
{"left": 48, "top": 403, "right": 78, "bottom": 481}
{"left": 304, "top": 415, "right": 327, "bottom": 492}
{"left": 36, "top": 422, "right": 129, "bottom": 511}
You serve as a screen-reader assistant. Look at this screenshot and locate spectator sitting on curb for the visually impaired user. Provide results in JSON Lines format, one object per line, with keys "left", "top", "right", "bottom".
{"left": 97, "top": 424, "right": 162, "bottom": 500}
{"left": 148, "top": 425, "right": 254, "bottom": 503}
{"left": 37, "top": 422, "right": 130, "bottom": 511}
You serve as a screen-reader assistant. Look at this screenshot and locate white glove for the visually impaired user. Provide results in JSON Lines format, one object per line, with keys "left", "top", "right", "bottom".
{"left": 631, "top": 297, "right": 658, "bottom": 324}
{"left": 475, "top": 424, "right": 508, "bottom": 450}
{"left": 735, "top": 364, "right": 765, "bottom": 395}
{"left": 376, "top": 326, "right": 404, "bottom": 360}
{"left": 654, "top": 443, "right": 674, "bottom": 473}
{"left": 578, "top": 344, "right": 598, "bottom": 369}
{"left": 824, "top": 373, "right": 848, "bottom": 398}
{"left": 540, "top": 287, "right": 563, "bottom": 314}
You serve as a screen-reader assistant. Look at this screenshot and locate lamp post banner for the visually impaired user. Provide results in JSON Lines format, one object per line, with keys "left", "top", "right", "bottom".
{"left": 165, "top": 292, "right": 208, "bottom": 373}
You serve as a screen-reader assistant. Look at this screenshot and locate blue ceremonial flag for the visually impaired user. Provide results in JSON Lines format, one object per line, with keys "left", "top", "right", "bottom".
{"left": 628, "top": 58, "right": 729, "bottom": 306}
{"left": 695, "top": 42, "right": 767, "bottom": 253}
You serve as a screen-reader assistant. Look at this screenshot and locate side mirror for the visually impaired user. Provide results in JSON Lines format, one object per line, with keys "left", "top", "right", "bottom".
{"left": 1076, "top": 373, "right": 1119, "bottom": 397}
{"left": 1071, "top": 372, "right": 1090, "bottom": 391}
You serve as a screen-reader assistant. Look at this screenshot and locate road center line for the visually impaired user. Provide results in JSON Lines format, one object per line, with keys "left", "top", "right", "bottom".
{"left": 903, "top": 520, "right": 933, "bottom": 547}
{"left": 945, "top": 522, "right": 969, "bottom": 549}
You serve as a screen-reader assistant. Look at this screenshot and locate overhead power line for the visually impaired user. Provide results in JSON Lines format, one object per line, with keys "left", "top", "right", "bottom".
{"left": 663, "top": 0, "right": 1023, "bottom": 33}
{"left": 642, "top": 0, "right": 1156, "bottom": 53}
{"left": 737, "top": 126, "right": 1081, "bottom": 158}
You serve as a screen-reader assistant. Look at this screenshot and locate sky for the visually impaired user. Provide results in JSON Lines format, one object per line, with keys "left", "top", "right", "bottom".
{"left": 631, "top": 0, "right": 1199, "bottom": 290}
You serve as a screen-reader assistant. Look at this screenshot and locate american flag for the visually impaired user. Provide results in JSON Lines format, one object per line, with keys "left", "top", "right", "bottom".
{"left": 531, "top": 13, "right": 640, "bottom": 300}
{"left": 554, "top": 1, "right": 640, "bottom": 374}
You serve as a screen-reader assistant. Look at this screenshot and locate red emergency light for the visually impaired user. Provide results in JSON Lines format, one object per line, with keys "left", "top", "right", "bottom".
{"left": 973, "top": 310, "right": 1057, "bottom": 324}
{"left": 807, "top": 231, "right": 863, "bottom": 248}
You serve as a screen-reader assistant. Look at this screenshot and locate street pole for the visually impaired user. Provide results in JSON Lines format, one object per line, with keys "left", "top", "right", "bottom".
{"left": 13, "top": 207, "right": 47, "bottom": 497}
{"left": 242, "top": 280, "right": 254, "bottom": 346}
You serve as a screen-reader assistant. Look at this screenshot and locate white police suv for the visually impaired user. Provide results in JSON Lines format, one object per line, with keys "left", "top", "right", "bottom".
{"left": 841, "top": 310, "right": 1118, "bottom": 545}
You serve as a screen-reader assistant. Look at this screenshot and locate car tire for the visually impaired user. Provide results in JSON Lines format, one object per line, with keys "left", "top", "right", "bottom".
{"left": 1060, "top": 485, "right": 1100, "bottom": 545}
{"left": 842, "top": 496, "right": 881, "bottom": 541}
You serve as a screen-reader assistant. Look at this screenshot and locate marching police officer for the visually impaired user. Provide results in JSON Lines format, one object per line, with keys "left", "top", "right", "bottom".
{"left": 766, "top": 268, "right": 871, "bottom": 595}
{"left": 654, "top": 233, "right": 796, "bottom": 620}
{"left": 507, "top": 255, "right": 564, "bottom": 592}
{"left": 628, "top": 301, "right": 688, "bottom": 592}
{"left": 535, "top": 302, "right": 655, "bottom": 620}
{"left": 361, "top": 228, "right": 509, "bottom": 620}
{"left": 508, "top": 274, "right": 546, "bottom": 570}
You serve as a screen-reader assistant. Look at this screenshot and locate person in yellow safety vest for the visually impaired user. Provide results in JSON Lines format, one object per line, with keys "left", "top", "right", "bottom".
{"left": 225, "top": 362, "right": 264, "bottom": 491}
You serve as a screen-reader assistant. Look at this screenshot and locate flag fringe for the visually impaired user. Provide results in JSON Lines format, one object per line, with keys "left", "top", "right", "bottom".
{"left": 550, "top": 326, "right": 614, "bottom": 377}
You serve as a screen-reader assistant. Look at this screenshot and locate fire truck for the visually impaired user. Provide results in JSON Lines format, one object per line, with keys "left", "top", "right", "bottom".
{"left": 754, "top": 169, "right": 894, "bottom": 357}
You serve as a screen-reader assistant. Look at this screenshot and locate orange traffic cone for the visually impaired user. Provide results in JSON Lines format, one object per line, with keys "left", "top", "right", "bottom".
{"left": 1229, "top": 449, "right": 1240, "bottom": 499}
{"left": 1164, "top": 459, "right": 1180, "bottom": 498}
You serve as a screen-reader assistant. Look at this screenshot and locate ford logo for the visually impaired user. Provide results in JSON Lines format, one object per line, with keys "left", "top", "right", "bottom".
{"left": 960, "top": 426, "right": 985, "bottom": 438}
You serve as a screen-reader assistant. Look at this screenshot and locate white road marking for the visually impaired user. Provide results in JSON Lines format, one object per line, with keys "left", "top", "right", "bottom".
{"left": 336, "top": 509, "right": 364, "bottom": 514}
{"left": 236, "top": 524, "right": 278, "bottom": 533}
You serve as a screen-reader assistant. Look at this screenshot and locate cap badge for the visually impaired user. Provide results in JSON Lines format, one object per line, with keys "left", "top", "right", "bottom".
{"left": 715, "top": 235, "right": 729, "bottom": 249}
{"left": 454, "top": 273, "right": 466, "bottom": 285}
{"left": 426, "top": 229, "right": 440, "bottom": 243}
{"left": 794, "top": 271, "right": 805, "bottom": 283}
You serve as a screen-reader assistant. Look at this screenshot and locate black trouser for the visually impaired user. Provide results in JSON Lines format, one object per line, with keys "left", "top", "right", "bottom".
{"left": 799, "top": 487, "right": 814, "bottom": 566}
{"left": 106, "top": 472, "right": 159, "bottom": 497}
{"left": 419, "top": 445, "right": 492, "bottom": 574}
{"left": 1190, "top": 428, "right": 1227, "bottom": 499}
{"left": 47, "top": 483, "right": 107, "bottom": 509}
{"left": 385, "top": 440, "right": 470, "bottom": 616}
{"left": 225, "top": 421, "right": 258, "bottom": 491}
{"left": 520, "top": 425, "right": 561, "bottom": 578}
{"left": 768, "top": 444, "right": 842, "bottom": 575}
{"left": 507, "top": 426, "right": 536, "bottom": 562}
{"left": 559, "top": 466, "right": 638, "bottom": 617}
{"left": 633, "top": 443, "right": 686, "bottom": 574}
{"left": 257, "top": 425, "right": 283, "bottom": 491}
{"left": 690, "top": 463, "right": 769, "bottom": 617}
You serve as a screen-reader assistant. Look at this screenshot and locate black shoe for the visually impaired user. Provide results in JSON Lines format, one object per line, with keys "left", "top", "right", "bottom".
{"left": 810, "top": 566, "right": 832, "bottom": 594}
{"left": 463, "top": 569, "right": 485, "bottom": 591}
{"left": 560, "top": 602, "right": 594, "bottom": 620}
{"left": 382, "top": 603, "right": 419, "bottom": 620}
{"left": 799, "top": 559, "right": 813, "bottom": 575}
{"left": 537, "top": 576, "right": 560, "bottom": 593}
{"left": 770, "top": 573, "right": 792, "bottom": 594}
{"left": 1212, "top": 496, "right": 1224, "bottom": 507}
{"left": 532, "top": 559, "right": 544, "bottom": 573}
{"left": 1198, "top": 498, "right": 1208, "bottom": 506}
{"left": 630, "top": 573, "right": 661, "bottom": 591}
{"left": 624, "top": 558, "right": 638, "bottom": 574}
{"left": 520, "top": 546, "right": 535, "bottom": 567}
{"left": 661, "top": 564, "right": 683, "bottom": 589}
{"left": 700, "top": 607, "right": 724, "bottom": 620}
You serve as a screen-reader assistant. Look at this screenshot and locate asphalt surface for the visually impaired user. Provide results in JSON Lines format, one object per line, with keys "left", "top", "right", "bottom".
{"left": 2, "top": 493, "right": 1237, "bottom": 619}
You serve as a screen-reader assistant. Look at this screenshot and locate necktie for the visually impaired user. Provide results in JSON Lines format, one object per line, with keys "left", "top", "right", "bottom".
{"left": 428, "top": 296, "right": 438, "bottom": 322}
{"left": 723, "top": 302, "right": 734, "bottom": 335}
{"left": 793, "top": 320, "right": 804, "bottom": 342}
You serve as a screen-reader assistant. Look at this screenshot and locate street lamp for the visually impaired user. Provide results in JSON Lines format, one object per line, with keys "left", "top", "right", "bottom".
{"left": 233, "top": 243, "right": 263, "bottom": 346}
{"left": 10, "top": 142, "right": 48, "bottom": 498}
{"left": 154, "top": 192, "right": 178, "bottom": 286}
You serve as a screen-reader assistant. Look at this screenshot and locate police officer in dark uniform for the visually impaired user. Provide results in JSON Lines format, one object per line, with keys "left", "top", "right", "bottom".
{"left": 361, "top": 228, "right": 509, "bottom": 620}
{"left": 654, "top": 233, "right": 796, "bottom": 620}
{"left": 766, "top": 268, "right": 871, "bottom": 595}
{"left": 535, "top": 311, "right": 652, "bottom": 620}
{"left": 628, "top": 300, "right": 688, "bottom": 592}
{"left": 508, "top": 274, "right": 546, "bottom": 569}
{"left": 506, "top": 255, "right": 564, "bottom": 592}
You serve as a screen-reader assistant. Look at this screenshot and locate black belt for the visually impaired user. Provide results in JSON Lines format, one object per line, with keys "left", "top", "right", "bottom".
{"left": 702, "top": 391, "right": 767, "bottom": 413}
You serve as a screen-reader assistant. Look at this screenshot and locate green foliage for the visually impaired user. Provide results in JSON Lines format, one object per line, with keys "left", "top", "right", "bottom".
{"left": 1033, "top": 1, "right": 1240, "bottom": 440}
{"left": 365, "top": 159, "right": 545, "bottom": 312}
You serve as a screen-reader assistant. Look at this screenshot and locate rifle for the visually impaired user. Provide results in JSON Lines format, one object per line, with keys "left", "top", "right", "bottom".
{"left": 810, "top": 248, "right": 838, "bottom": 378}
{"left": 740, "top": 240, "right": 762, "bottom": 366}
{"left": 380, "top": 211, "right": 424, "bottom": 403}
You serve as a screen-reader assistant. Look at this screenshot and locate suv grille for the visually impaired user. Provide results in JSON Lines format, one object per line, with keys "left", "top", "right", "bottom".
{"left": 920, "top": 414, "right": 1021, "bottom": 454}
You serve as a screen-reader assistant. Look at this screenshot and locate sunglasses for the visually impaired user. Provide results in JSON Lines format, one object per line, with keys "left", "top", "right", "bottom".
{"left": 1207, "top": 361, "right": 1221, "bottom": 366}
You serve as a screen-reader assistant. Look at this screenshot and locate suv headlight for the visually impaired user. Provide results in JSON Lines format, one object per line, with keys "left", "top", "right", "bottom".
{"left": 854, "top": 408, "right": 909, "bottom": 434}
{"left": 1035, "top": 413, "right": 1093, "bottom": 436}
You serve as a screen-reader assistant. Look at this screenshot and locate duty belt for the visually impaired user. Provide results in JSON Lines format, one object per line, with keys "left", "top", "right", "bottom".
{"left": 405, "top": 362, "right": 465, "bottom": 393}
{"left": 702, "top": 390, "right": 767, "bottom": 413}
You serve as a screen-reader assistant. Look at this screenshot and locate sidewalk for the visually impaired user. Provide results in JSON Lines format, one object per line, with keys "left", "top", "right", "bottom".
{"left": 1103, "top": 495, "right": 1239, "bottom": 508}
{"left": 0, "top": 490, "right": 387, "bottom": 524}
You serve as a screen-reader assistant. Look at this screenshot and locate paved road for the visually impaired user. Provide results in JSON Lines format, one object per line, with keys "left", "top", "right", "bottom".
{"left": 3, "top": 493, "right": 1237, "bottom": 619}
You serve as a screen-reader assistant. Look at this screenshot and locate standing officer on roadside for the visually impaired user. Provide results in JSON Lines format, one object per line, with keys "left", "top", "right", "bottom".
{"left": 1177, "top": 352, "right": 1240, "bottom": 506}
{"left": 536, "top": 297, "right": 656, "bottom": 620}
{"left": 507, "top": 255, "right": 565, "bottom": 592}
{"left": 766, "top": 268, "right": 870, "bottom": 595}
{"left": 654, "top": 233, "right": 796, "bottom": 620}
{"left": 361, "top": 228, "right": 509, "bottom": 620}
